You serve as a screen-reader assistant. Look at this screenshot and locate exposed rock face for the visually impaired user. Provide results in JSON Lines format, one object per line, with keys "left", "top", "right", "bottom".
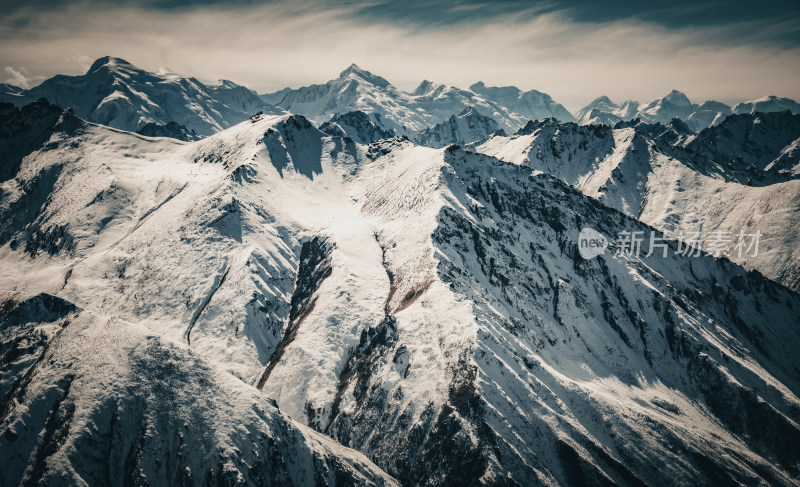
{"left": 320, "top": 111, "right": 394, "bottom": 144}
{"left": 477, "top": 114, "right": 800, "bottom": 292}
{"left": 2, "top": 105, "right": 799, "bottom": 486}
{"left": 413, "top": 106, "right": 500, "bottom": 148}
{"left": 136, "top": 121, "right": 201, "bottom": 141}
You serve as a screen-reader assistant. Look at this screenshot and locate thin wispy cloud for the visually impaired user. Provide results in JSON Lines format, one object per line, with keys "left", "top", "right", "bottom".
{"left": 0, "top": 0, "right": 798, "bottom": 110}
{"left": 3, "top": 66, "right": 32, "bottom": 89}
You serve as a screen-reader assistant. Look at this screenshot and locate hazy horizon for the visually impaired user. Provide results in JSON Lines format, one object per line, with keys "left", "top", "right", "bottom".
{"left": 2, "top": 0, "right": 799, "bottom": 113}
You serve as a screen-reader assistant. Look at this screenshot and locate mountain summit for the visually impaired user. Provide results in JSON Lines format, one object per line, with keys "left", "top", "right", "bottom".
{"left": 337, "top": 63, "right": 391, "bottom": 88}
{"left": 86, "top": 55, "right": 135, "bottom": 74}
{"left": 0, "top": 56, "right": 281, "bottom": 136}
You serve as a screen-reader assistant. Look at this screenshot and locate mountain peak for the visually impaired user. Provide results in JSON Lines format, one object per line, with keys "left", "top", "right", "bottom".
{"left": 337, "top": 63, "right": 390, "bottom": 88}
{"left": 664, "top": 89, "right": 691, "bottom": 106}
{"left": 211, "top": 79, "right": 240, "bottom": 89}
{"left": 458, "top": 106, "right": 478, "bottom": 117}
{"left": 412, "top": 80, "right": 436, "bottom": 96}
{"left": 87, "top": 56, "right": 134, "bottom": 74}
{"left": 339, "top": 63, "right": 364, "bottom": 76}
{"left": 469, "top": 81, "right": 486, "bottom": 91}
{"left": 590, "top": 95, "right": 614, "bottom": 105}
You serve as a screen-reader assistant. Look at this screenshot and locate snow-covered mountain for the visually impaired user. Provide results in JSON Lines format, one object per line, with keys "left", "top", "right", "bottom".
{"left": 576, "top": 91, "right": 800, "bottom": 131}
{"left": 685, "top": 100, "right": 731, "bottom": 132}
{"left": 683, "top": 110, "right": 800, "bottom": 171}
{"left": 265, "top": 66, "right": 573, "bottom": 135}
{"left": 637, "top": 89, "right": 694, "bottom": 124}
{"left": 577, "top": 91, "right": 696, "bottom": 127}
{"left": 477, "top": 113, "right": 800, "bottom": 291}
{"left": 575, "top": 96, "right": 630, "bottom": 126}
{"left": 266, "top": 64, "right": 437, "bottom": 134}
{"left": 768, "top": 137, "right": 800, "bottom": 176}
{"left": 319, "top": 110, "right": 394, "bottom": 144}
{"left": 413, "top": 106, "right": 501, "bottom": 148}
{"left": 0, "top": 56, "right": 281, "bottom": 136}
{"left": 1, "top": 100, "right": 46, "bottom": 179}
{"left": 2, "top": 102, "right": 800, "bottom": 485}
{"left": 259, "top": 87, "right": 292, "bottom": 106}
{"left": 0, "top": 107, "right": 397, "bottom": 486}
{"left": 469, "top": 81, "right": 576, "bottom": 123}
{"left": 733, "top": 95, "right": 800, "bottom": 115}
{"left": 409, "top": 80, "right": 529, "bottom": 132}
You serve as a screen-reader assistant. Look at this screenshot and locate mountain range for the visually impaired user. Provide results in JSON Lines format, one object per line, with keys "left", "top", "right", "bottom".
{"left": 259, "top": 64, "right": 573, "bottom": 135}
{"left": 477, "top": 111, "right": 800, "bottom": 292}
{"left": 576, "top": 91, "right": 800, "bottom": 132}
{"left": 2, "top": 57, "right": 800, "bottom": 486}
{"left": 0, "top": 57, "right": 282, "bottom": 136}
{"left": 3, "top": 57, "right": 798, "bottom": 143}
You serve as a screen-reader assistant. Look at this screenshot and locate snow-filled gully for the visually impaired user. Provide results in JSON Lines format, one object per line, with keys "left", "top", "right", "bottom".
{"left": 185, "top": 260, "right": 231, "bottom": 345}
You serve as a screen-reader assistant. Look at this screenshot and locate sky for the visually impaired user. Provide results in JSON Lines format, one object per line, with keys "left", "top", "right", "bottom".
{"left": 1, "top": 0, "right": 799, "bottom": 112}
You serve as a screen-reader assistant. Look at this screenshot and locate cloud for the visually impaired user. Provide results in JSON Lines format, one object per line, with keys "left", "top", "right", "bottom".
{"left": 4, "top": 66, "right": 31, "bottom": 89}
{"left": 0, "top": 1, "right": 798, "bottom": 111}
{"left": 66, "top": 54, "right": 94, "bottom": 73}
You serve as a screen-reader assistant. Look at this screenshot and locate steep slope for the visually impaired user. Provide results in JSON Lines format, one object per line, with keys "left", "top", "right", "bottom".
{"left": 1, "top": 56, "right": 280, "bottom": 136}
{"left": 469, "top": 81, "right": 575, "bottom": 123}
{"left": 273, "top": 66, "right": 572, "bottom": 135}
{"left": 637, "top": 90, "right": 694, "bottom": 124}
{"left": 0, "top": 294, "right": 397, "bottom": 486}
{"left": 685, "top": 100, "right": 731, "bottom": 132}
{"left": 767, "top": 137, "right": 800, "bottom": 176}
{"left": 576, "top": 96, "right": 619, "bottom": 122}
{"left": 477, "top": 119, "right": 617, "bottom": 189}
{"left": 260, "top": 87, "right": 292, "bottom": 106}
{"left": 315, "top": 142, "right": 800, "bottom": 485}
{"left": 319, "top": 110, "right": 394, "bottom": 144}
{"left": 0, "top": 99, "right": 79, "bottom": 185}
{"left": 274, "top": 64, "right": 436, "bottom": 134}
{"left": 410, "top": 81, "right": 528, "bottom": 132}
{"left": 413, "top": 106, "right": 501, "bottom": 148}
{"left": 575, "top": 96, "right": 627, "bottom": 126}
{"left": 683, "top": 110, "right": 800, "bottom": 171}
{"left": 476, "top": 116, "right": 800, "bottom": 291}
{"left": 3, "top": 106, "right": 800, "bottom": 486}
{"left": 0, "top": 111, "right": 398, "bottom": 486}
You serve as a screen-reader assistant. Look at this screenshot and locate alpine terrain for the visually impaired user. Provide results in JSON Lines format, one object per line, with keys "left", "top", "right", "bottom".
{"left": 1, "top": 57, "right": 800, "bottom": 487}
{"left": 0, "top": 57, "right": 282, "bottom": 136}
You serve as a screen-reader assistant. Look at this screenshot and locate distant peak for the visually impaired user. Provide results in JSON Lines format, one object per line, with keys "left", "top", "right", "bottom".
{"left": 337, "top": 63, "right": 389, "bottom": 88}
{"left": 339, "top": 63, "right": 368, "bottom": 78}
{"left": 591, "top": 95, "right": 614, "bottom": 105}
{"left": 411, "top": 80, "right": 440, "bottom": 96}
{"left": 469, "top": 81, "right": 486, "bottom": 91}
{"left": 88, "top": 56, "right": 134, "bottom": 74}
{"left": 212, "top": 79, "right": 239, "bottom": 89}
{"left": 664, "top": 89, "right": 691, "bottom": 106}
{"left": 339, "top": 63, "right": 365, "bottom": 78}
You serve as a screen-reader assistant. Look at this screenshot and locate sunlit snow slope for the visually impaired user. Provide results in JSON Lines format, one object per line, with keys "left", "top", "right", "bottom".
{"left": 2, "top": 103, "right": 800, "bottom": 486}
{"left": 477, "top": 115, "right": 800, "bottom": 292}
